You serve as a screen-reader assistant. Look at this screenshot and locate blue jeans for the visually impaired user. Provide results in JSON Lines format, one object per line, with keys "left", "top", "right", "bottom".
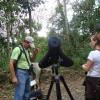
{"left": 14, "top": 69, "right": 30, "bottom": 100}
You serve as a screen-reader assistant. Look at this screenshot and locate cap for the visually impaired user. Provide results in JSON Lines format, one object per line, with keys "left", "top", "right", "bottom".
{"left": 25, "top": 36, "right": 35, "bottom": 48}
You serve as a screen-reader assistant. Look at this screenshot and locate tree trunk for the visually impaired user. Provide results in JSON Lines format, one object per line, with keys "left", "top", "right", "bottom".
{"left": 57, "top": 0, "right": 60, "bottom": 5}
{"left": 28, "top": 6, "right": 32, "bottom": 36}
{"left": 63, "top": 0, "right": 69, "bottom": 34}
{"left": 63, "top": 0, "right": 70, "bottom": 45}
{"left": 5, "top": 12, "right": 10, "bottom": 53}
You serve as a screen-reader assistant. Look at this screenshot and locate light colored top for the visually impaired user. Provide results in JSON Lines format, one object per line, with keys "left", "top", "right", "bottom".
{"left": 87, "top": 50, "right": 100, "bottom": 77}
{"left": 11, "top": 46, "right": 31, "bottom": 69}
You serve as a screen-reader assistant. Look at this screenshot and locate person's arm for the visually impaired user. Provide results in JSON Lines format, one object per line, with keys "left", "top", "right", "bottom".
{"left": 31, "top": 48, "right": 39, "bottom": 62}
{"left": 9, "top": 59, "right": 18, "bottom": 85}
{"left": 9, "top": 47, "right": 20, "bottom": 85}
{"left": 82, "top": 59, "right": 93, "bottom": 72}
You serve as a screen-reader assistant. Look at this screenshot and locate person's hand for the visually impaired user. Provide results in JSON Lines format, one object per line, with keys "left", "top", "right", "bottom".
{"left": 82, "top": 64, "right": 89, "bottom": 72}
{"left": 12, "top": 76, "right": 18, "bottom": 85}
{"left": 33, "top": 48, "right": 40, "bottom": 54}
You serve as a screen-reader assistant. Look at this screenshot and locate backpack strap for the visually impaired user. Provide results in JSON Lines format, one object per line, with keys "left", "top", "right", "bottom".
{"left": 15, "top": 44, "right": 31, "bottom": 68}
{"left": 21, "top": 45, "right": 31, "bottom": 67}
{"left": 20, "top": 45, "right": 36, "bottom": 76}
{"left": 15, "top": 45, "right": 35, "bottom": 76}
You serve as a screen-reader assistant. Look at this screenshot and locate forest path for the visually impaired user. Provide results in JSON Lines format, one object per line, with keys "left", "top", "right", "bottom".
{"left": 0, "top": 68, "right": 85, "bottom": 100}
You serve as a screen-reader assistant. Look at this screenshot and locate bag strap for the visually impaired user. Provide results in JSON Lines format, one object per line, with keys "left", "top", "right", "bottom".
{"left": 17, "top": 45, "right": 36, "bottom": 77}
{"left": 21, "top": 45, "right": 31, "bottom": 67}
{"left": 21, "top": 45, "right": 36, "bottom": 76}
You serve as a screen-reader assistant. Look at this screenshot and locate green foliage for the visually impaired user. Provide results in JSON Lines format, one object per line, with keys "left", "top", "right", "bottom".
{"left": 72, "top": 46, "right": 90, "bottom": 69}
{"left": 71, "top": 0, "right": 100, "bottom": 34}
{"left": 0, "top": 0, "right": 100, "bottom": 72}
{"left": 17, "top": 0, "right": 44, "bottom": 9}
{"left": 64, "top": 0, "right": 100, "bottom": 69}
{"left": 0, "top": 36, "right": 10, "bottom": 71}
{"left": 23, "top": 19, "right": 42, "bottom": 32}
{"left": 48, "top": 3, "right": 66, "bottom": 35}
{"left": 34, "top": 37, "right": 48, "bottom": 62}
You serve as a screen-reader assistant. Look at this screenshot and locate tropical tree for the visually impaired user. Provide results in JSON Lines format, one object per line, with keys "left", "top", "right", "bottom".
{"left": 71, "top": 0, "right": 100, "bottom": 35}
{"left": 17, "top": 0, "right": 44, "bottom": 36}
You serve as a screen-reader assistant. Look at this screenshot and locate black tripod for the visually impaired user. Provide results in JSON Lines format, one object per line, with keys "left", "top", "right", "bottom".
{"left": 46, "top": 64, "right": 74, "bottom": 100}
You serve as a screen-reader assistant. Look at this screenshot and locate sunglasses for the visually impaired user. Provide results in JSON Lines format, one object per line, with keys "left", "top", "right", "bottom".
{"left": 24, "top": 40, "right": 31, "bottom": 44}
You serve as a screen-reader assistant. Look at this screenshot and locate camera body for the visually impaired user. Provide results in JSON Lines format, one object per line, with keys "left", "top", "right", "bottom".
{"left": 29, "top": 80, "right": 44, "bottom": 100}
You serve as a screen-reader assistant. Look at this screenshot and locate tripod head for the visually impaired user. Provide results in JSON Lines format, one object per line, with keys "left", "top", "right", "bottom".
{"left": 51, "top": 58, "right": 62, "bottom": 76}
{"left": 39, "top": 36, "right": 73, "bottom": 68}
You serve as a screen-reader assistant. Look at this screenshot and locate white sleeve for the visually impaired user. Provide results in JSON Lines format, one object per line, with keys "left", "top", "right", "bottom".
{"left": 87, "top": 51, "right": 94, "bottom": 61}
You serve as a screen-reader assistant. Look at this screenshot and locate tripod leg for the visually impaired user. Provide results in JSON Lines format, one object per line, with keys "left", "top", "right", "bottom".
{"left": 55, "top": 76, "right": 62, "bottom": 100}
{"left": 60, "top": 75, "right": 74, "bottom": 100}
{"left": 46, "top": 77, "right": 54, "bottom": 100}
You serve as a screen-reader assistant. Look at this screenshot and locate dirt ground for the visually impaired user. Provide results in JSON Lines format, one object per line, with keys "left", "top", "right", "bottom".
{"left": 0, "top": 68, "right": 85, "bottom": 100}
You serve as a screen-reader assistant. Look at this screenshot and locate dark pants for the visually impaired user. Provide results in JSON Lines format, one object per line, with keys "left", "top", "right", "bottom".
{"left": 84, "top": 76, "right": 100, "bottom": 100}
